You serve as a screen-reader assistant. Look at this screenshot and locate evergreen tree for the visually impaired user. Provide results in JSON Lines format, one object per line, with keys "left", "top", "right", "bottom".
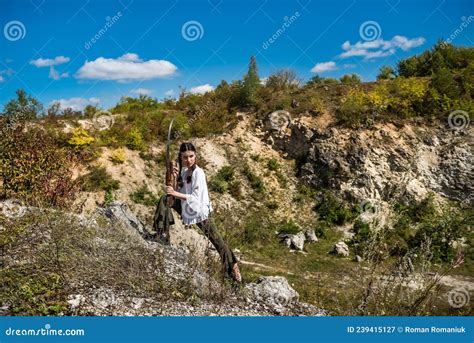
{"left": 242, "top": 56, "right": 260, "bottom": 106}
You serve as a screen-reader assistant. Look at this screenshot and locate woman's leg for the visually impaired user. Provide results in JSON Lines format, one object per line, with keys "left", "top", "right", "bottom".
{"left": 196, "top": 220, "right": 239, "bottom": 280}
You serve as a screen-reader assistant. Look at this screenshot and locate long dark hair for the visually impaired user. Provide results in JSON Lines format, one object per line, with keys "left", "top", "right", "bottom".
{"left": 177, "top": 142, "right": 197, "bottom": 188}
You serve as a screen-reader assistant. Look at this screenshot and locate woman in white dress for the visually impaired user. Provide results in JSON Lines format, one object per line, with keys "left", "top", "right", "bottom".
{"left": 166, "top": 142, "right": 242, "bottom": 283}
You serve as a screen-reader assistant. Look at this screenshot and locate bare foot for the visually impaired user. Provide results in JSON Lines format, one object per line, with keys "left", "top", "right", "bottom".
{"left": 231, "top": 263, "right": 242, "bottom": 283}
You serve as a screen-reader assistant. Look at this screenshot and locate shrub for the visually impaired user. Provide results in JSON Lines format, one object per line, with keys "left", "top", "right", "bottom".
{"left": 67, "top": 127, "right": 95, "bottom": 146}
{"left": 0, "top": 126, "right": 80, "bottom": 207}
{"left": 111, "top": 95, "right": 162, "bottom": 114}
{"left": 130, "top": 185, "right": 159, "bottom": 206}
{"left": 277, "top": 220, "right": 300, "bottom": 235}
{"left": 79, "top": 166, "right": 120, "bottom": 192}
{"left": 126, "top": 127, "right": 144, "bottom": 150}
{"left": 313, "top": 191, "right": 357, "bottom": 226}
{"left": 386, "top": 77, "right": 428, "bottom": 117}
{"left": 336, "top": 89, "right": 372, "bottom": 128}
{"left": 377, "top": 65, "right": 396, "bottom": 80}
{"left": 109, "top": 148, "right": 126, "bottom": 164}
{"left": 242, "top": 164, "right": 265, "bottom": 193}
{"left": 267, "top": 158, "right": 280, "bottom": 171}
{"left": 209, "top": 166, "right": 240, "bottom": 196}
{"left": 340, "top": 74, "right": 361, "bottom": 84}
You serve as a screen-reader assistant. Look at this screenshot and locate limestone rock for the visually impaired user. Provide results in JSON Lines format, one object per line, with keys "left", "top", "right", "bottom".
{"left": 334, "top": 241, "right": 350, "bottom": 257}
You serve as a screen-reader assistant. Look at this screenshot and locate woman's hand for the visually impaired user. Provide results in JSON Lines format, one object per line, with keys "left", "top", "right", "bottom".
{"left": 166, "top": 186, "right": 175, "bottom": 196}
{"left": 172, "top": 165, "right": 179, "bottom": 178}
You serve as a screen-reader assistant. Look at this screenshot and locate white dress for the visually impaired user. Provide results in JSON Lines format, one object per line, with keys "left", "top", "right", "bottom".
{"left": 178, "top": 166, "right": 213, "bottom": 225}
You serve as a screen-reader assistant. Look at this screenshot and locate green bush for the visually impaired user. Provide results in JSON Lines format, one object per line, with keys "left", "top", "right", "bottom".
{"left": 313, "top": 191, "right": 357, "bottom": 226}
{"left": 242, "top": 164, "right": 265, "bottom": 193}
{"left": 267, "top": 158, "right": 280, "bottom": 171}
{"left": 130, "top": 185, "right": 159, "bottom": 206}
{"left": 340, "top": 74, "right": 361, "bottom": 84}
{"left": 209, "top": 166, "right": 240, "bottom": 196}
{"left": 79, "top": 166, "right": 120, "bottom": 192}
{"left": 277, "top": 220, "right": 300, "bottom": 235}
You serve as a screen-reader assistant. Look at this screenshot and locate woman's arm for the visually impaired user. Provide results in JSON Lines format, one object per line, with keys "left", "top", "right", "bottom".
{"left": 166, "top": 186, "right": 187, "bottom": 200}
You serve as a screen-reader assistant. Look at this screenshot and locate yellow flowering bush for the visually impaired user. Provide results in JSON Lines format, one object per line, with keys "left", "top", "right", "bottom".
{"left": 67, "top": 127, "right": 94, "bottom": 146}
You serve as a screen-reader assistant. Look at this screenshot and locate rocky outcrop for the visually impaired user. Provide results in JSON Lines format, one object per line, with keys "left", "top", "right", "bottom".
{"left": 244, "top": 276, "right": 326, "bottom": 315}
{"left": 267, "top": 116, "right": 473, "bottom": 210}
{"left": 0, "top": 200, "right": 326, "bottom": 316}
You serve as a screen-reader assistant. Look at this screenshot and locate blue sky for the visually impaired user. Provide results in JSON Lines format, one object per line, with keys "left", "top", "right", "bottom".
{"left": 1, "top": 0, "right": 473, "bottom": 111}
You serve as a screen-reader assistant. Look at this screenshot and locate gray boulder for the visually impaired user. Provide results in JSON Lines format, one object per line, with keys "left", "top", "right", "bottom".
{"left": 305, "top": 229, "right": 318, "bottom": 242}
{"left": 334, "top": 241, "right": 350, "bottom": 257}
{"left": 245, "top": 276, "right": 299, "bottom": 313}
{"left": 281, "top": 231, "right": 305, "bottom": 250}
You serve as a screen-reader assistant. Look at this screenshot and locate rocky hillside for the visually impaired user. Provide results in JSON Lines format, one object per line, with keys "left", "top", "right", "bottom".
{"left": 1, "top": 43, "right": 472, "bottom": 315}
{"left": 1, "top": 108, "right": 472, "bottom": 316}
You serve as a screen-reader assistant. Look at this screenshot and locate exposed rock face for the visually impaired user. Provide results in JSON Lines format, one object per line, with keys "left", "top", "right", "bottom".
{"left": 96, "top": 202, "right": 153, "bottom": 240}
{"left": 270, "top": 118, "right": 473, "bottom": 209}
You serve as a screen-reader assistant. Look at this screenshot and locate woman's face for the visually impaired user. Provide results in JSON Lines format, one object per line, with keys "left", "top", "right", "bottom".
{"left": 181, "top": 150, "right": 196, "bottom": 168}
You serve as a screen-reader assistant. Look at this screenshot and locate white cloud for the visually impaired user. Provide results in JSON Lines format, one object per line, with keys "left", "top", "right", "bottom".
{"left": 50, "top": 97, "right": 100, "bottom": 111}
{"left": 30, "top": 56, "right": 70, "bottom": 80}
{"left": 49, "top": 68, "right": 69, "bottom": 80}
{"left": 131, "top": 88, "right": 153, "bottom": 96}
{"left": 190, "top": 84, "right": 214, "bottom": 94}
{"left": 165, "top": 89, "right": 175, "bottom": 97}
{"left": 260, "top": 77, "right": 268, "bottom": 85}
{"left": 30, "top": 56, "right": 70, "bottom": 67}
{"left": 76, "top": 53, "right": 178, "bottom": 82}
{"left": 310, "top": 61, "right": 337, "bottom": 73}
{"left": 339, "top": 35, "right": 425, "bottom": 60}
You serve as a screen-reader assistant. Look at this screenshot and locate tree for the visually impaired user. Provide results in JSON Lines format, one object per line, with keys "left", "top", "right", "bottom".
{"left": 377, "top": 65, "right": 396, "bottom": 80}
{"left": 3, "top": 89, "right": 43, "bottom": 120}
{"left": 266, "top": 69, "right": 300, "bottom": 91}
{"left": 340, "top": 73, "right": 361, "bottom": 84}
{"left": 242, "top": 56, "right": 260, "bottom": 106}
{"left": 306, "top": 75, "right": 323, "bottom": 86}
{"left": 47, "top": 102, "right": 62, "bottom": 117}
